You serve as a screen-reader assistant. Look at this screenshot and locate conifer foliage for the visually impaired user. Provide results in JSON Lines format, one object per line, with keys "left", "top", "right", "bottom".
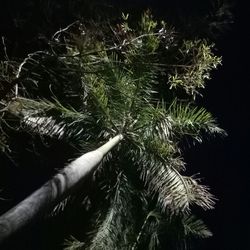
{"left": 0, "top": 11, "right": 224, "bottom": 249}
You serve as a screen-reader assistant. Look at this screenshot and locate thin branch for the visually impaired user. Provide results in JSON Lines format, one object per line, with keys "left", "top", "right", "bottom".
{"left": 132, "top": 212, "right": 153, "bottom": 250}
{"left": 52, "top": 21, "right": 80, "bottom": 41}
{"left": 1, "top": 37, "right": 9, "bottom": 61}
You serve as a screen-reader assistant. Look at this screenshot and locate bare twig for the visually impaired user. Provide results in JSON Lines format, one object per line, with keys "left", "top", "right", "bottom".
{"left": 1, "top": 37, "right": 9, "bottom": 61}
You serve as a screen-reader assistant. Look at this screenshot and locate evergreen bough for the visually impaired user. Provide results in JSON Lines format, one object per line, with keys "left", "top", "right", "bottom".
{"left": 0, "top": 11, "right": 225, "bottom": 249}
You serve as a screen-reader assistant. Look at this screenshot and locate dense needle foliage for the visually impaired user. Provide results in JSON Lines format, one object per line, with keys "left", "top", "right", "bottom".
{"left": 0, "top": 11, "right": 225, "bottom": 250}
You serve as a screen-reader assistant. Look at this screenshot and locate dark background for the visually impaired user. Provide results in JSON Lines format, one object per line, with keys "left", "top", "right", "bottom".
{"left": 194, "top": 2, "right": 250, "bottom": 249}
{"left": 189, "top": 2, "right": 250, "bottom": 249}
{"left": 0, "top": 1, "right": 249, "bottom": 249}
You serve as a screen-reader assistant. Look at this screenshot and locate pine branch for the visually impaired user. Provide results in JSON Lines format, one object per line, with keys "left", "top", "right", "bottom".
{"left": 183, "top": 215, "right": 212, "bottom": 238}
{"left": 167, "top": 99, "right": 226, "bottom": 142}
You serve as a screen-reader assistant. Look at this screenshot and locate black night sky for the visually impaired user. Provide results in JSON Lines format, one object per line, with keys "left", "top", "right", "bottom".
{"left": 0, "top": 1, "right": 249, "bottom": 249}
{"left": 186, "top": 2, "right": 250, "bottom": 249}
{"left": 195, "top": 2, "right": 249, "bottom": 249}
